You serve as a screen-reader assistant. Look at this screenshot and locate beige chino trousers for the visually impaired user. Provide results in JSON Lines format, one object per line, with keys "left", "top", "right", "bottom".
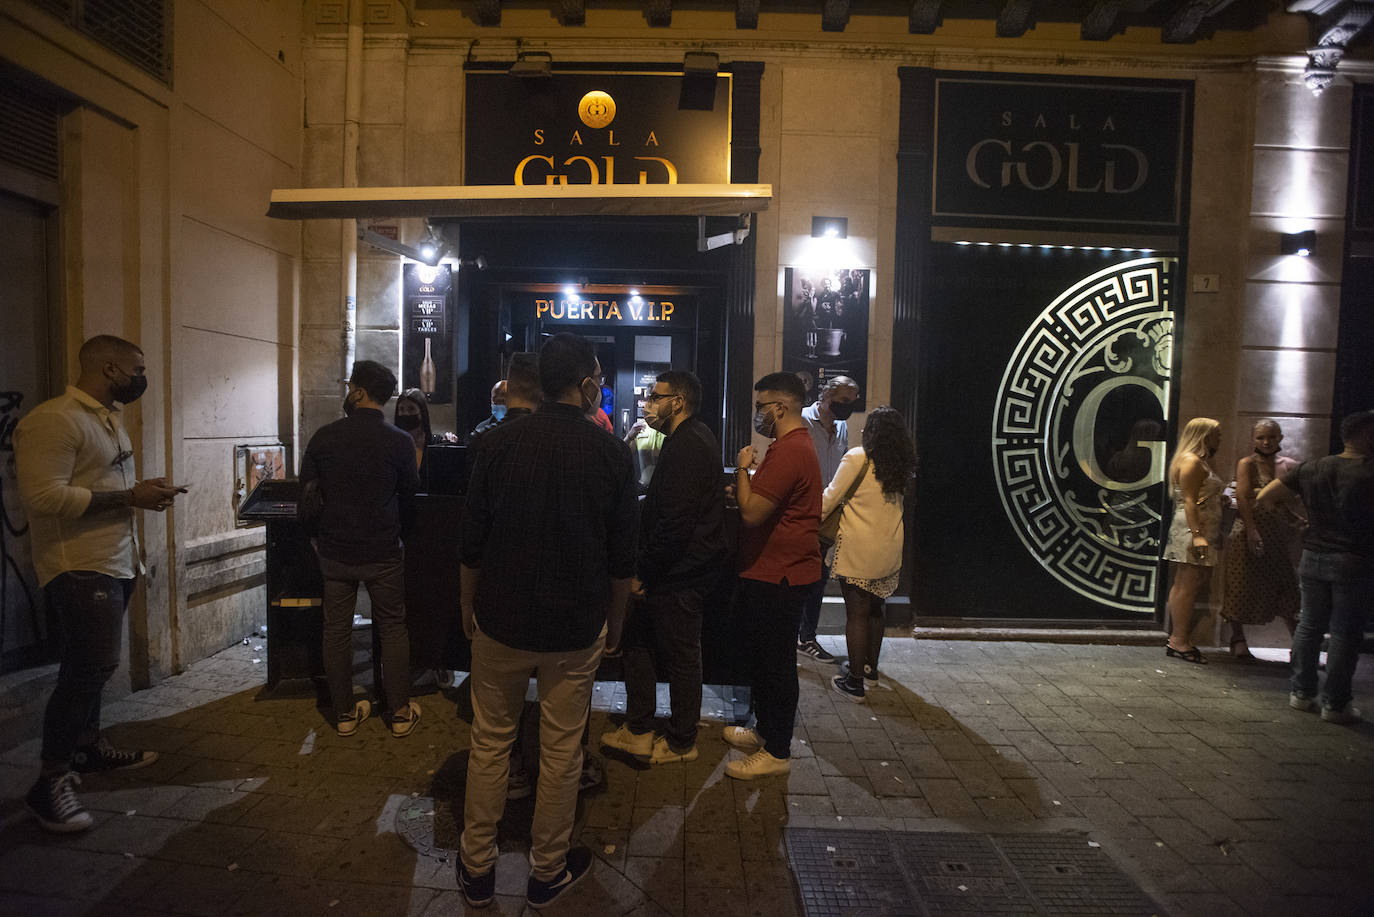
{"left": 460, "top": 624, "right": 604, "bottom": 881}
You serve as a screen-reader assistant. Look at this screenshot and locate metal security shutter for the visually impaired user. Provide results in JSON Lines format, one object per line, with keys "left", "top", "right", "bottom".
{"left": 22, "top": 0, "right": 172, "bottom": 85}
{"left": 0, "top": 79, "right": 61, "bottom": 183}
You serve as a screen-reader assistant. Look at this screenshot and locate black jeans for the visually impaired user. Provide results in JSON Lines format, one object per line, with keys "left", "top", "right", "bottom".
{"left": 738, "top": 576, "right": 808, "bottom": 759}
{"left": 319, "top": 553, "right": 410, "bottom": 719}
{"left": 623, "top": 586, "right": 705, "bottom": 750}
{"left": 797, "top": 557, "right": 831, "bottom": 643}
{"left": 41, "top": 571, "right": 135, "bottom": 766}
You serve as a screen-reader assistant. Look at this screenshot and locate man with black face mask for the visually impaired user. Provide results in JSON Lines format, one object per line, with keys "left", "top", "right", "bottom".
{"left": 796, "top": 375, "right": 860, "bottom": 663}
{"left": 15, "top": 335, "right": 187, "bottom": 832}
{"left": 300, "top": 360, "right": 421, "bottom": 740}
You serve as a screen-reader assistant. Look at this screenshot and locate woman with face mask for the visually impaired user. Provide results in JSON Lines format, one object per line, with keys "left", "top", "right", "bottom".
{"left": 1220, "top": 420, "right": 1302, "bottom": 659}
{"left": 1162, "top": 417, "right": 1225, "bottom": 664}
{"left": 393, "top": 389, "right": 459, "bottom": 491}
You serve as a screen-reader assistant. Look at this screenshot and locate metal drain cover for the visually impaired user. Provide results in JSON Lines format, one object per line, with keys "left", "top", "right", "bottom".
{"left": 785, "top": 828, "right": 1161, "bottom": 917}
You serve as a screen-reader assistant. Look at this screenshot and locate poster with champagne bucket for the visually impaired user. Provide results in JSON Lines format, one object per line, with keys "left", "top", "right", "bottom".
{"left": 782, "top": 267, "right": 869, "bottom": 409}
{"left": 401, "top": 263, "right": 452, "bottom": 404}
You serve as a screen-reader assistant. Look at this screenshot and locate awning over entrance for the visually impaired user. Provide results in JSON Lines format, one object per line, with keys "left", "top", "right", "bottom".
{"left": 266, "top": 183, "right": 772, "bottom": 220}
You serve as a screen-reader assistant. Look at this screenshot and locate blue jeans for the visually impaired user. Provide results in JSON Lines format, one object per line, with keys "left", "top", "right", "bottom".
{"left": 41, "top": 572, "right": 135, "bottom": 766}
{"left": 1290, "top": 550, "right": 1374, "bottom": 711}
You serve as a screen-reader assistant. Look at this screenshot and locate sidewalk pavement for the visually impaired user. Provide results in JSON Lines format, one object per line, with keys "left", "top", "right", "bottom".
{"left": 1, "top": 635, "right": 1371, "bottom": 916}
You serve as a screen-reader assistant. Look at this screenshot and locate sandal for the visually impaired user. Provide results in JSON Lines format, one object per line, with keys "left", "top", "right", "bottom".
{"left": 1229, "top": 638, "right": 1254, "bottom": 662}
{"left": 1165, "top": 644, "right": 1207, "bottom": 665}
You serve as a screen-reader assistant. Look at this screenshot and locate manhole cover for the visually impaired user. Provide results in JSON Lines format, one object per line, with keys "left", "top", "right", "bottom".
{"left": 785, "top": 828, "right": 1162, "bottom": 917}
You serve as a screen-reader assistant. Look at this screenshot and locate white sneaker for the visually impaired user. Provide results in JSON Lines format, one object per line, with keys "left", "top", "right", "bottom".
{"left": 1289, "top": 693, "right": 1316, "bottom": 712}
{"left": 336, "top": 699, "right": 372, "bottom": 736}
{"left": 725, "top": 748, "right": 790, "bottom": 780}
{"left": 1321, "top": 703, "right": 1362, "bottom": 724}
{"left": 600, "top": 725, "right": 653, "bottom": 758}
{"left": 722, "top": 726, "right": 763, "bottom": 751}
{"left": 648, "top": 736, "right": 698, "bottom": 764}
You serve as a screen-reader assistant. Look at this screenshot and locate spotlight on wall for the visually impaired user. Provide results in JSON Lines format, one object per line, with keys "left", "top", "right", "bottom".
{"left": 509, "top": 51, "right": 552, "bottom": 78}
{"left": 811, "top": 216, "right": 848, "bottom": 239}
{"left": 1280, "top": 229, "right": 1316, "bottom": 257}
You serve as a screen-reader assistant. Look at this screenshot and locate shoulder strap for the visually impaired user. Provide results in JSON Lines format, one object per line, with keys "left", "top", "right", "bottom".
{"left": 840, "top": 459, "right": 869, "bottom": 504}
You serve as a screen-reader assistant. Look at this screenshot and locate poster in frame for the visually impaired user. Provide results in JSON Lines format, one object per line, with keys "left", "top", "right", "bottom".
{"left": 782, "top": 267, "right": 869, "bottom": 409}
{"left": 234, "top": 444, "right": 287, "bottom": 526}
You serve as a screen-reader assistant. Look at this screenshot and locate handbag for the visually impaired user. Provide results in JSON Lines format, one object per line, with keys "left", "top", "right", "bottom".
{"left": 818, "top": 459, "right": 869, "bottom": 548}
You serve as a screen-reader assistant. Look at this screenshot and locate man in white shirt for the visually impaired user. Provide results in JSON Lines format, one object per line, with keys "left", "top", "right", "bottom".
{"left": 796, "top": 375, "right": 860, "bottom": 662}
{"left": 14, "top": 335, "right": 186, "bottom": 833}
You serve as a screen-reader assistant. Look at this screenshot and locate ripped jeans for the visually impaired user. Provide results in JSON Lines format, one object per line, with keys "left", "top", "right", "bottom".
{"left": 41, "top": 571, "right": 135, "bottom": 767}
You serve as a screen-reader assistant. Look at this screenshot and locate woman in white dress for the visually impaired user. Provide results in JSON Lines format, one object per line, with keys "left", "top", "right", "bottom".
{"left": 824, "top": 406, "right": 917, "bottom": 702}
{"left": 1163, "top": 417, "right": 1225, "bottom": 664}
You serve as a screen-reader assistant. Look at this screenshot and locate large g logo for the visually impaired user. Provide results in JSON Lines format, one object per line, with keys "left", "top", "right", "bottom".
{"left": 578, "top": 91, "right": 616, "bottom": 129}
{"left": 992, "top": 258, "right": 1175, "bottom": 613}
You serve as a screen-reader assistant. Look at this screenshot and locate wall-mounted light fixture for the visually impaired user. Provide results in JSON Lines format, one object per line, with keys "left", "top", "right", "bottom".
{"left": 680, "top": 50, "right": 720, "bottom": 111}
{"left": 509, "top": 51, "right": 552, "bottom": 78}
{"left": 811, "top": 216, "right": 848, "bottom": 239}
{"left": 1280, "top": 229, "right": 1316, "bottom": 257}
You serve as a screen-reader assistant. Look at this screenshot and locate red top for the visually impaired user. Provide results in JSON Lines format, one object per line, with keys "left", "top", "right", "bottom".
{"left": 738, "top": 426, "right": 822, "bottom": 586}
{"left": 593, "top": 407, "right": 613, "bottom": 432}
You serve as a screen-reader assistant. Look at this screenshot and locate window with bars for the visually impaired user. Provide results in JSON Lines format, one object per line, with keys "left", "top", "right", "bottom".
{"left": 25, "top": 0, "right": 172, "bottom": 85}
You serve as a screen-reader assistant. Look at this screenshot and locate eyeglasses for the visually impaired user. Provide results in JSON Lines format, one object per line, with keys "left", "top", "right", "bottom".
{"left": 111, "top": 449, "right": 133, "bottom": 467}
{"left": 645, "top": 391, "right": 678, "bottom": 403}
{"left": 754, "top": 401, "right": 783, "bottom": 412}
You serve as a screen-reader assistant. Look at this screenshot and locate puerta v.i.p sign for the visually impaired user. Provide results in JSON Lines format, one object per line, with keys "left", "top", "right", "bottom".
{"left": 992, "top": 258, "right": 1174, "bottom": 613}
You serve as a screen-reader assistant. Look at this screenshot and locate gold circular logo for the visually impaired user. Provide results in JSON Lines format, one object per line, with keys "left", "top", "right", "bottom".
{"left": 578, "top": 90, "right": 616, "bottom": 129}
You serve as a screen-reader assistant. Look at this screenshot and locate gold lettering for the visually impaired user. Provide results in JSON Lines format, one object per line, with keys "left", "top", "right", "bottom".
{"left": 608, "top": 130, "right": 620, "bottom": 146}
{"left": 534, "top": 128, "right": 545, "bottom": 145}
{"left": 661, "top": 301, "right": 674, "bottom": 321}
{"left": 645, "top": 131, "right": 659, "bottom": 146}
{"left": 628, "top": 299, "right": 644, "bottom": 321}
{"left": 603, "top": 156, "right": 615, "bottom": 184}
{"left": 564, "top": 155, "right": 600, "bottom": 184}
{"left": 593, "top": 300, "right": 609, "bottom": 319}
{"left": 1069, "top": 114, "right": 1081, "bottom": 130}
{"left": 606, "top": 301, "right": 622, "bottom": 320}
{"left": 634, "top": 156, "right": 678, "bottom": 184}
{"left": 1034, "top": 113, "right": 1047, "bottom": 129}
{"left": 1102, "top": 116, "right": 1116, "bottom": 131}
{"left": 570, "top": 130, "right": 583, "bottom": 146}
{"left": 536, "top": 299, "right": 551, "bottom": 319}
{"left": 1001, "top": 111, "right": 1012, "bottom": 127}
{"left": 514, "top": 154, "right": 555, "bottom": 185}
{"left": 551, "top": 299, "right": 564, "bottom": 319}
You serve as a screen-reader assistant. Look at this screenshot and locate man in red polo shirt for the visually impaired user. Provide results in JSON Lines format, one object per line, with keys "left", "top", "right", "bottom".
{"left": 724, "top": 371, "right": 822, "bottom": 778}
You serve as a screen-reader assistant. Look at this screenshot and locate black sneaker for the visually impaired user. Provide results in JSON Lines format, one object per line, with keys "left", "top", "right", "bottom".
{"left": 72, "top": 740, "right": 158, "bottom": 773}
{"left": 831, "top": 673, "right": 865, "bottom": 703}
{"left": 841, "top": 661, "right": 879, "bottom": 686}
{"left": 26, "top": 772, "right": 94, "bottom": 833}
{"left": 797, "top": 639, "right": 837, "bottom": 663}
{"left": 527, "top": 846, "right": 593, "bottom": 909}
{"left": 457, "top": 859, "right": 495, "bottom": 909}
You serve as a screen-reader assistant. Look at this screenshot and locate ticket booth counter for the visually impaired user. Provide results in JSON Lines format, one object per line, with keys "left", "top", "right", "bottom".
{"left": 240, "top": 471, "right": 746, "bottom": 693}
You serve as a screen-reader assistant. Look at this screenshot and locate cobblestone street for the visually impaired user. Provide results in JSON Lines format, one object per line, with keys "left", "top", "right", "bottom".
{"left": 2, "top": 635, "right": 1370, "bottom": 916}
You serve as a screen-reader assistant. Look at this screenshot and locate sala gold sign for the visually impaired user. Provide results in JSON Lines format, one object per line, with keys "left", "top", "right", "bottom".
{"left": 515, "top": 89, "right": 679, "bottom": 186}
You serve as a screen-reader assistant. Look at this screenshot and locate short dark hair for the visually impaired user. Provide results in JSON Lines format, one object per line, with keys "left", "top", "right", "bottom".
{"left": 538, "top": 333, "right": 597, "bottom": 400}
{"left": 656, "top": 370, "right": 701, "bottom": 416}
{"left": 78, "top": 335, "right": 141, "bottom": 372}
{"left": 755, "top": 371, "right": 807, "bottom": 406}
{"left": 506, "top": 352, "right": 542, "bottom": 404}
{"left": 1339, "top": 409, "right": 1374, "bottom": 443}
{"left": 349, "top": 360, "right": 397, "bottom": 404}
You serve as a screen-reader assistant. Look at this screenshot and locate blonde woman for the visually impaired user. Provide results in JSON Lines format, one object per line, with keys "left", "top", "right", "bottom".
{"left": 1162, "top": 417, "right": 1224, "bottom": 664}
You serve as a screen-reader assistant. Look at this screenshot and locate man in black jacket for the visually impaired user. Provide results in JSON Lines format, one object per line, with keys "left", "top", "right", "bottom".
{"left": 602, "top": 370, "right": 725, "bottom": 764}
{"left": 299, "top": 360, "right": 421, "bottom": 738}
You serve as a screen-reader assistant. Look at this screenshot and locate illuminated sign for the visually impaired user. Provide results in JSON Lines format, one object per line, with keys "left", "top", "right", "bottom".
{"left": 465, "top": 72, "right": 731, "bottom": 186}
{"left": 933, "top": 75, "right": 1188, "bottom": 229}
{"left": 535, "top": 296, "right": 690, "bottom": 327}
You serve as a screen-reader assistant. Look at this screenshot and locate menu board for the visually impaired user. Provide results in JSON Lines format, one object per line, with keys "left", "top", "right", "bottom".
{"left": 401, "top": 264, "right": 452, "bottom": 404}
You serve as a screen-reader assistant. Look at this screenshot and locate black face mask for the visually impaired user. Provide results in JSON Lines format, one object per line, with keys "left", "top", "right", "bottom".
{"left": 394, "top": 414, "right": 421, "bottom": 432}
{"left": 829, "top": 400, "right": 856, "bottom": 421}
{"left": 111, "top": 370, "right": 148, "bottom": 405}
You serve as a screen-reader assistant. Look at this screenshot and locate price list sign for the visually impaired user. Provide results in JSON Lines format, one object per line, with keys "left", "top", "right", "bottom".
{"left": 401, "top": 264, "right": 452, "bottom": 404}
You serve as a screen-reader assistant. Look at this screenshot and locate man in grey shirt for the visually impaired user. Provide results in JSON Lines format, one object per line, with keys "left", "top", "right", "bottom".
{"left": 796, "top": 375, "right": 860, "bottom": 662}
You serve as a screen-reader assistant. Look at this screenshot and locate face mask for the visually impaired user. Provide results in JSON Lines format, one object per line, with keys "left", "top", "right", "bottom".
{"left": 582, "top": 379, "right": 601, "bottom": 414}
{"left": 753, "top": 408, "right": 776, "bottom": 438}
{"left": 395, "top": 414, "right": 421, "bottom": 432}
{"left": 491, "top": 404, "right": 507, "bottom": 422}
{"left": 829, "top": 400, "right": 856, "bottom": 421}
{"left": 110, "top": 369, "right": 148, "bottom": 405}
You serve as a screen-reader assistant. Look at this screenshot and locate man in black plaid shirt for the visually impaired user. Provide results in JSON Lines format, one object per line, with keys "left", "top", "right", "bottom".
{"left": 456, "top": 332, "right": 637, "bottom": 909}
